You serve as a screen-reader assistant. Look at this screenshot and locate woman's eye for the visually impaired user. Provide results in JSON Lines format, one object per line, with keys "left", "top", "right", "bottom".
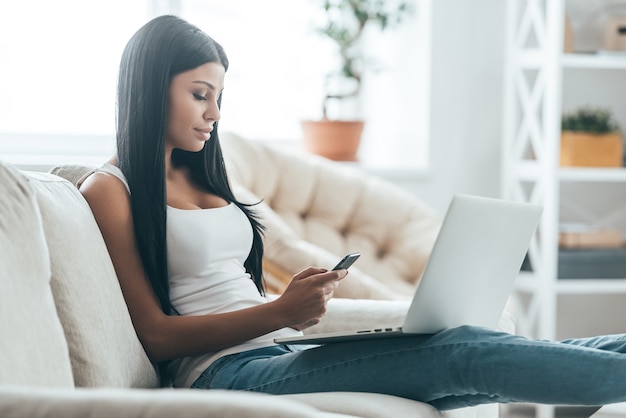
{"left": 193, "top": 93, "right": 207, "bottom": 101}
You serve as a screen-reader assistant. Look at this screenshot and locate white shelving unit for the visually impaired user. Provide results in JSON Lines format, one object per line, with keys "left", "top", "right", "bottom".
{"left": 502, "top": 1, "right": 626, "bottom": 418}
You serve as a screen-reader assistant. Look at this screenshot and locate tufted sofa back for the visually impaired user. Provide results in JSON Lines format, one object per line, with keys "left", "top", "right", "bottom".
{"left": 220, "top": 132, "right": 442, "bottom": 299}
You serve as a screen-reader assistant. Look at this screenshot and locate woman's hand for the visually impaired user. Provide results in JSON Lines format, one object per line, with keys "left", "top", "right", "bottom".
{"left": 275, "top": 267, "right": 348, "bottom": 331}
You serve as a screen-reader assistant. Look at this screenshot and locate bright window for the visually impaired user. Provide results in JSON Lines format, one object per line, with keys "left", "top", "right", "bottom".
{"left": 0, "top": 0, "right": 149, "bottom": 166}
{"left": 177, "top": 0, "right": 332, "bottom": 142}
{"left": 0, "top": 0, "right": 431, "bottom": 170}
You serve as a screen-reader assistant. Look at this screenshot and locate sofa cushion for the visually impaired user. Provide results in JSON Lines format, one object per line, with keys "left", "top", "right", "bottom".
{"left": 26, "top": 171, "right": 159, "bottom": 388}
{"left": 0, "top": 162, "right": 74, "bottom": 388}
{"left": 285, "top": 392, "right": 441, "bottom": 418}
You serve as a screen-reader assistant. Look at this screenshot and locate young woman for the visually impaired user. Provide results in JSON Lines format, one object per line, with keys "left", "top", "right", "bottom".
{"left": 81, "top": 14, "right": 626, "bottom": 411}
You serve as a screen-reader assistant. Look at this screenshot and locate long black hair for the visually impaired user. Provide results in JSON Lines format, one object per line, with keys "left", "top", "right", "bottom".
{"left": 116, "top": 15, "right": 266, "bottom": 316}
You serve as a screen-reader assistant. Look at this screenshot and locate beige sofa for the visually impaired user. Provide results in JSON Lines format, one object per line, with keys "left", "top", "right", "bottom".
{"left": 0, "top": 132, "right": 509, "bottom": 417}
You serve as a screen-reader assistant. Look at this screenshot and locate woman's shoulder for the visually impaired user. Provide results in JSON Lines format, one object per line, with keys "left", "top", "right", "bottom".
{"left": 79, "top": 163, "right": 131, "bottom": 216}
{"left": 78, "top": 160, "right": 126, "bottom": 191}
{"left": 88, "top": 162, "right": 129, "bottom": 191}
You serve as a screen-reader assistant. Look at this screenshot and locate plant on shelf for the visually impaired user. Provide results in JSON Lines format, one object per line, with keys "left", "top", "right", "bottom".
{"left": 301, "top": 0, "right": 412, "bottom": 161}
{"left": 560, "top": 107, "right": 624, "bottom": 168}
{"left": 562, "top": 107, "right": 622, "bottom": 134}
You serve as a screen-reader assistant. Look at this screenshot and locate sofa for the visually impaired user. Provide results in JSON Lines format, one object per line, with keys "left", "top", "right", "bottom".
{"left": 0, "top": 132, "right": 511, "bottom": 417}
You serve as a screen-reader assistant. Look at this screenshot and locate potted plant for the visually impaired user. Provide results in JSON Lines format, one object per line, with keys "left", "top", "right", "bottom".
{"left": 301, "top": 0, "right": 411, "bottom": 161}
{"left": 560, "top": 107, "right": 624, "bottom": 167}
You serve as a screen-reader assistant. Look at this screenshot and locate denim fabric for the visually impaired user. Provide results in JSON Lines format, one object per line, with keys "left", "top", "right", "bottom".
{"left": 191, "top": 325, "right": 626, "bottom": 410}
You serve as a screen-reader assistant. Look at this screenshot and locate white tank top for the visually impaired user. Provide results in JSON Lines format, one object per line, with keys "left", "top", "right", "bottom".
{"left": 96, "top": 163, "right": 301, "bottom": 387}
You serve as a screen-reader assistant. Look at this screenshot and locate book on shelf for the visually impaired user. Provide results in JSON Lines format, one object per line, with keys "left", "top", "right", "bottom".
{"left": 558, "top": 223, "right": 624, "bottom": 249}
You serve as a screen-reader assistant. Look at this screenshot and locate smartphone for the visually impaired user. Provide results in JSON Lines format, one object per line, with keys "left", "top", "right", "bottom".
{"left": 331, "top": 252, "right": 361, "bottom": 271}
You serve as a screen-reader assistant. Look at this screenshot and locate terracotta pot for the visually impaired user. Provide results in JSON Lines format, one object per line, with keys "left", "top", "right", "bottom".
{"left": 301, "top": 120, "right": 365, "bottom": 161}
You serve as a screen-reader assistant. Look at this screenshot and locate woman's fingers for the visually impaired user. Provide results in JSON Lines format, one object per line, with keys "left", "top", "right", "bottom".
{"left": 278, "top": 266, "right": 349, "bottom": 328}
{"left": 292, "top": 267, "right": 327, "bottom": 281}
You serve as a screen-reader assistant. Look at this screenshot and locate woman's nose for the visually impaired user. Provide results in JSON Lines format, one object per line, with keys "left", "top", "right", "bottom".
{"left": 204, "top": 101, "right": 220, "bottom": 122}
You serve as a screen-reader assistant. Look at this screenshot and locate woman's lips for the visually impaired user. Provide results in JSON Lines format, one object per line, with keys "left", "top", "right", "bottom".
{"left": 194, "top": 128, "right": 212, "bottom": 140}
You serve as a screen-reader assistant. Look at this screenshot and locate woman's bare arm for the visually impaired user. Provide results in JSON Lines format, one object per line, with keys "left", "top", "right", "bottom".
{"left": 80, "top": 172, "right": 346, "bottom": 362}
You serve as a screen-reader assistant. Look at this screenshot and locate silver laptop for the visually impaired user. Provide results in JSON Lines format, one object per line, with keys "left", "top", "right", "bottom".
{"left": 274, "top": 194, "right": 542, "bottom": 345}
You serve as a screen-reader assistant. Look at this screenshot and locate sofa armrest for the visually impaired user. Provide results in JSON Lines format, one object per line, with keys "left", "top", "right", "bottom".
{"left": 0, "top": 387, "right": 346, "bottom": 418}
{"left": 306, "top": 298, "right": 516, "bottom": 335}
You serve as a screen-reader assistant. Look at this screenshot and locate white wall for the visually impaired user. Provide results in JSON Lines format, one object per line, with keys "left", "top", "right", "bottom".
{"left": 395, "top": 0, "right": 506, "bottom": 214}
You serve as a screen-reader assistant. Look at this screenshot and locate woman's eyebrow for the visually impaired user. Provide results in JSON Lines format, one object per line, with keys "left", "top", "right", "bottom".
{"left": 192, "top": 80, "right": 218, "bottom": 91}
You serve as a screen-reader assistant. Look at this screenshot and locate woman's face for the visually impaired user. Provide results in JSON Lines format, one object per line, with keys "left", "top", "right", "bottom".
{"left": 165, "top": 62, "right": 225, "bottom": 153}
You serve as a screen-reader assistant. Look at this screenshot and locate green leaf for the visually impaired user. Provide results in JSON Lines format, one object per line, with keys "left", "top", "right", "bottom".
{"left": 561, "top": 107, "right": 622, "bottom": 135}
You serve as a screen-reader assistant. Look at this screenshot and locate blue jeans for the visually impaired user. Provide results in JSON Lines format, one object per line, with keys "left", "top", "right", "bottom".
{"left": 191, "top": 325, "right": 626, "bottom": 410}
